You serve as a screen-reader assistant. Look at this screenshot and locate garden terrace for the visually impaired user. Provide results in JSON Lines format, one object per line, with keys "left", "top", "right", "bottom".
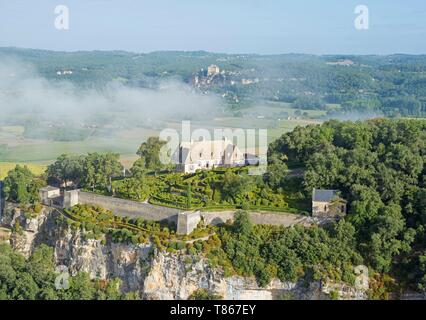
{"left": 59, "top": 204, "right": 215, "bottom": 250}
{"left": 111, "top": 167, "right": 308, "bottom": 214}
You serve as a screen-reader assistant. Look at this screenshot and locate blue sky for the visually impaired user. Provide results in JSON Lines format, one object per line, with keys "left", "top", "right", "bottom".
{"left": 0, "top": 0, "right": 425, "bottom": 54}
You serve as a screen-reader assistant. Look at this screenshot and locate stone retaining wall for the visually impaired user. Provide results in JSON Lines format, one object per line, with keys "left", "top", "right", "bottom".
{"left": 74, "top": 191, "right": 311, "bottom": 229}
{"left": 78, "top": 192, "right": 180, "bottom": 224}
{"left": 202, "top": 210, "right": 311, "bottom": 227}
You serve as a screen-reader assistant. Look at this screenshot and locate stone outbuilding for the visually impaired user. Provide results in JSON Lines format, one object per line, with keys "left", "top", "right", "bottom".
{"left": 312, "top": 189, "right": 346, "bottom": 219}
{"left": 39, "top": 186, "right": 62, "bottom": 207}
{"left": 176, "top": 211, "right": 202, "bottom": 235}
{"left": 39, "top": 186, "right": 79, "bottom": 209}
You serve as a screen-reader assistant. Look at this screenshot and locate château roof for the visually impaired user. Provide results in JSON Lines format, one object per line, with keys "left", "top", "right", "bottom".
{"left": 179, "top": 138, "right": 243, "bottom": 164}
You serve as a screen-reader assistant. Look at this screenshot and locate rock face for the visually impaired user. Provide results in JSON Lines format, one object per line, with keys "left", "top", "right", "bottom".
{"left": 1, "top": 203, "right": 367, "bottom": 300}
{"left": 2, "top": 203, "right": 51, "bottom": 258}
{"left": 143, "top": 251, "right": 222, "bottom": 299}
{"left": 53, "top": 228, "right": 152, "bottom": 293}
{"left": 143, "top": 252, "right": 329, "bottom": 300}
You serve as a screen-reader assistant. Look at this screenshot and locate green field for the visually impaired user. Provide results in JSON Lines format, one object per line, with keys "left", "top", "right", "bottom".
{"left": 0, "top": 126, "right": 155, "bottom": 164}
{"left": 0, "top": 162, "right": 47, "bottom": 180}
{"left": 0, "top": 104, "right": 322, "bottom": 166}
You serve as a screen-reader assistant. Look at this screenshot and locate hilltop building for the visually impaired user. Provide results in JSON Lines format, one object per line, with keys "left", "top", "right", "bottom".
{"left": 207, "top": 64, "right": 220, "bottom": 77}
{"left": 174, "top": 138, "right": 246, "bottom": 173}
{"left": 312, "top": 189, "right": 347, "bottom": 219}
{"left": 207, "top": 65, "right": 220, "bottom": 76}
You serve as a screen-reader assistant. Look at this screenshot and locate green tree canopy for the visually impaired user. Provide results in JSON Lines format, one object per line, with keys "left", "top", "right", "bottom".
{"left": 3, "top": 165, "right": 44, "bottom": 204}
{"left": 136, "top": 137, "right": 167, "bottom": 171}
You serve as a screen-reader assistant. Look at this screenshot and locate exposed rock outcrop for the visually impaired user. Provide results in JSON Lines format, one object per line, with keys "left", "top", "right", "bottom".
{"left": 143, "top": 252, "right": 329, "bottom": 300}
{"left": 1, "top": 202, "right": 367, "bottom": 300}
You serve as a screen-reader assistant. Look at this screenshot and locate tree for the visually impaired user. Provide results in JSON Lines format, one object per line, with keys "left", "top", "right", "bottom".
{"left": 47, "top": 154, "right": 83, "bottom": 188}
{"left": 303, "top": 146, "right": 345, "bottom": 192}
{"left": 3, "top": 165, "right": 44, "bottom": 204}
{"left": 136, "top": 137, "right": 167, "bottom": 171}
{"left": 102, "top": 153, "right": 124, "bottom": 192}
{"left": 130, "top": 157, "right": 147, "bottom": 179}
{"left": 11, "top": 273, "right": 39, "bottom": 300}
{"left": 186, "top": 183, "right": 192, "bottom": 209}
{"left": 66, "top": 272, "right": 96, "bottom": 300}
{"left": 233, "top": 211, "right": 253, "bottom": 235}
{"left": 267, "top": 154, "right": 288, "bottom": 189}
{"left": 26, "top": 245, "right": 56, "bottom": 287}
{"left": 365, "top": 204, "right": 413, "bottom": 273}
{"left": 268, "top": 118, "right": 426, "bottom": 289}
{"left": 81, "top": 153, "right": 123, "bottom": 192}
{"left": 222, "top": 170, "right": 252, "bottom": 203}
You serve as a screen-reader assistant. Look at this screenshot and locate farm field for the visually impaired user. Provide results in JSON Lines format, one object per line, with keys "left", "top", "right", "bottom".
{"left": 0, "top": 162, "right": 47, "bottom": 180}
{"left": 0, "top": 104, "right": 322, "bottom": 165}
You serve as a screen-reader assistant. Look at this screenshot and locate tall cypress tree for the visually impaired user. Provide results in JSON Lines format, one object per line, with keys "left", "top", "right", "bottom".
{"left": 186, "top": 183, "right": 192, "bottom": 209}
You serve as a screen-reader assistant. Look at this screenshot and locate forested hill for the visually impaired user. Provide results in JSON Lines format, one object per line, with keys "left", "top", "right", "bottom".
{"left": 1, "top": 47, "right": 426, "bottom": 117}
{"left": 269, "top": 118, "right": 426, "bottom": 291}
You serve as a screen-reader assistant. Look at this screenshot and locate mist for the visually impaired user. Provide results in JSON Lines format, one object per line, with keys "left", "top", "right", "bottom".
{"left": 0, "top": 58, "right": 221, "bottom": 129}
{"left": 323, "top": 110, "right": 383, "bottom": 122}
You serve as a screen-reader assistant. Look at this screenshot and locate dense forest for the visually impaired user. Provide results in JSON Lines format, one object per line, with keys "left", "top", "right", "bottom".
{"left": 1, "top": 48, "right": 426, "bottom": 117}
{"left": 268, "top": 118, "right": 426, "bottom": 291}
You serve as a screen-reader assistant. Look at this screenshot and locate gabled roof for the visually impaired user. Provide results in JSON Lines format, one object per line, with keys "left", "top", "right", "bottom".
{"left": 179, "top": 139, "right": 243, "bottom": 164}
{"left": 312, "top": 189, "right": 341, "bottom": 202}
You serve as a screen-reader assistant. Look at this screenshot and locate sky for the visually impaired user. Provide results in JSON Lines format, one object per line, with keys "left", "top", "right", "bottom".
{"left": 0, "top": 0, "right": 425, "bottom": 55}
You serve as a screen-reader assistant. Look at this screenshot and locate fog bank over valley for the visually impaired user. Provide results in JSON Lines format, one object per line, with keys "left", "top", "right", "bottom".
{"left": 0, "top": 58, "right": 220, "bottom": 132}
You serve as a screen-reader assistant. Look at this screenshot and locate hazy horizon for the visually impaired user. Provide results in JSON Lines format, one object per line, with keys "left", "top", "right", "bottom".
{"left": 0, "top": 1, "right": 425, "bottom": 55}
{"left": 2, "top": 46, "right": 426, "bottom": 57}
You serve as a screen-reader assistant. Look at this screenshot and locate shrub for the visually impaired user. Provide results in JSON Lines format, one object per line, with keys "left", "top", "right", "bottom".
{"left": 33, "top": 203, "right": 43, "bottom": 214}
{"left": 188, "top": 289, "right": 223, "bottom": 300}
{"left": 176, "top": 242, "right": 186, "bottom": 250}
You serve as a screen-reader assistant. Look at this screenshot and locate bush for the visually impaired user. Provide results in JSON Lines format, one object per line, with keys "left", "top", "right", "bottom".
{"left": 188, "top": 289, "right": 223, "bottom": 300}
{"left": 33, "top": 203, "right": 43, "bottom": 214}
{"left": 176, "top": 242, "right": 186, "bottom": 250}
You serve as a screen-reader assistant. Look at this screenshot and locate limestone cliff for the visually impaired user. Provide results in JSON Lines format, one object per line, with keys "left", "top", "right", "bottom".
{"left": 1, "top": 203, "right": 367, "bottom": 300}
{"left": 143, "top": 252, "right": 328, "bottom": 300}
